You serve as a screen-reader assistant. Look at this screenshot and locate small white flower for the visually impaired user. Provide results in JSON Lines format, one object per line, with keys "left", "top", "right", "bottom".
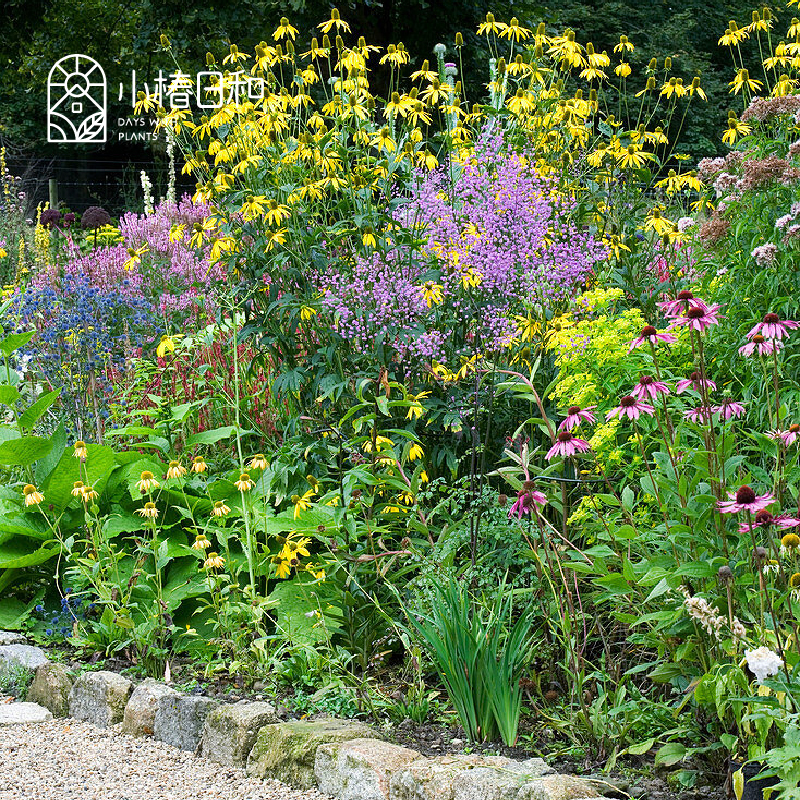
{"left": 745, "top": 646, "right": 783, "bottom": 683}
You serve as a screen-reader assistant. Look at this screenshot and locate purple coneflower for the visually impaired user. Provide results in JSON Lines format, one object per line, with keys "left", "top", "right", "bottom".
{"left": 683, "top": 406, "right": 713, "bottom": 423}
{"left": 676, "top": 370, "right": 717, "bottom": 394}
{"left": 658, "top": 289, "right": 697, "bottom": 318}
{"left": 747, "top": 312, "right": 800, "bottom": 341}
{"left": 631, "top": 375, "right": 670, "bottom": 401}
{"left": 606, "top": 395, "right": 655, "bottom": 421}
{"left": 712, "top": 398, "right": 745, "bottom": 420}
{"left": 739, "top": 334, "right": 783, "bottom": 357}
{"left": 558, "top": 405, "right": 597, "bottom": 431}
{"left": 628, "top": 324, "right": 677, "bottom": 353}
{"left": 670, "top": 302, "right": 723, "bottom": 332}
{"left": 718, "top": 485, "right": 775, "bottom": 515}
{"left": 546, "top": 431, "right": 591, "bottom": 461}
{"left": 738, "top": 509, "right": 800, "bottom": 533}
{"left": 508, "top": 485, "right": 547, "bottom": 519}
{"left": 767, "top": 423, "right": 800, "bottom": 445}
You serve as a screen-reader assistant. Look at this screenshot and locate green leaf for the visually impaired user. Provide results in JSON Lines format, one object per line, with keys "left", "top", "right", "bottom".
{"left": 45, "top": 444, "right": 116, "bottom": 510}
{"left": 628, "top": 738, "right": 656, "bottom": 755}
{"left": 0, "top": 385, "right": 21, "bottom": 406}
{"left": 655, "top": 743, "right": 687, "bottom": 766}
{"left": 0, "top": 436, "right": 53, "bottom": 466}
{"left": 19, "top": 389, "right": 61, "bottom": 430}
{"left": 185, "top": 426, "right": 238, "bottom": 447}
{"left": 34, "top": 422, "right": 67, "bottom": 485}
{"left": 593, "top": 573, "right": 630, "bottom": 594}
{"left": 0, "top": 330, "right": 35, "bottom": 357}
{"left": 0, "top": 539, "right": 60, "bottom": 569}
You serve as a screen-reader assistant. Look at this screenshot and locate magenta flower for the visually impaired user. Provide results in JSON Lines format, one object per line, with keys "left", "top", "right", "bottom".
{"left": 628, "top": 324, "right": 677, "bottom": 353}
{"left": 676, "top": 371, "right": 717, "bottom": 394}
{"left": 508, "top": 487, "right": 547, "bottom": 519}
{"left": 606, "top": 395, "right": 655, "bottom": 421}
{"left": 713, "top": 399, "right": 746, "bottom": 420}
{"left": 738, "top": 509, "right": 800, "bottom": 534}
{"left": 683, "top": 406, "right": 713, "bottom": 423}
{"left": 658, "top": 289, "right": 698, "bottom": 318}
{"left": 670, "top": 302, "right": 723, "bottom": 332}
{"left": 747, "top": 312, "right": 800, "bottom": 341}
{"left": 558, "top": 404, "right": 597, "bottom": 431}
{"left": 718, "top": 485, "right": 775, "bottom": 515}
{"left": 739, "top": 334, "right": 783, "bottom": 357}
{"left": 546, "top": 431, "right": 591, "bottom": 461}
{"left": 767, "top": 424, "right": 800, "bottom": 445}
{"left": 631, "top": 374, "right": 670, "bottom": 401}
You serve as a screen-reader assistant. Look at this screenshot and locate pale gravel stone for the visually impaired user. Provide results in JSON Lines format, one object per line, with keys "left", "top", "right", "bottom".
{"left": 0, "top": 702, "right": 52, "bottom": 725}
{"left": 0, "top": 718, "right": 331, "bottom": 800}
{"left": 0, "top": 644, "right": 49, "bottom": 676}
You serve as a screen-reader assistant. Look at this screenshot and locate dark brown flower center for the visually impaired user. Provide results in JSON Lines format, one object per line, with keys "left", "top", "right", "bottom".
{"left": 736, "top": 485, "right": 757, "bottom": 504}
{"left": 677, "top": 290, "right": 694, "bottom": 300}
{"left": 522, "top": 480, "right": 536, "bottom": 491}
{"left": 753, "top": 334, "right": 765, "bottom": 343}
{"left": 568, "top": 405, "right": 581, "bottom": 415}
{"left": 557, "top": 431, "right": 573, "bottom": 443}
{"left": 690, "top": 371, "right": 701, "bottom": 381}
{"left": 641, "top": 325, "right": 657, "bottom": 336}
{"left": 790, "top": 424, "right": 800, "bottom": 433}
{"left": 755, "top": 510, "right": 774, "bottom": 525}
{"left": 764, "top": 312, "right": 779, "bottom": 323}
{"left": 639, "top": 375, "right": 654, "bottom": 385}
{"left": 687, "top": 307, "right": 705, "bottom": 319}
{"left": 620, "top": 395, "right": 636, "bottom": 407}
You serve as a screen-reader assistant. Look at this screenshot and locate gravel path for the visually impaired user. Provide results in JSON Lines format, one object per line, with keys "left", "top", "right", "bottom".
{"left": 0, "top": 719, "right": 331, "bottom": 800}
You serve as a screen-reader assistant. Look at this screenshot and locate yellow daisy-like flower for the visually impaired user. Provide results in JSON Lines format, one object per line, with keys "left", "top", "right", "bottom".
{"left": 421, "top": 281, "right": 444, "bottom": 308}
{"left": 317, "top": 7, "right": 351, "bottom": 34}
{"left": 71, "top": 481, "right": 85, "bottom": 497}
{"left": 614, "top": 35, "right": 634, "bottom": 53}
{"left": 136, "top": 470, "right": 160, "bottom": 494}
{"left": 204, "top": 551, "right": 225, "bottom": 569}
{"left": 136, "top": 502, "right": 159, "bottom": 519}
{"left": 782, "top": 533, "right": 800, "bottom": 550}
{"left": 264, "top": 200, "right": 292, "bottom": 227}
{"left": 192, "top": 533, "right": 212, "bottom": 551}
{"left": 249, "top": 454, "right": 268, "bottom": 471}
{"left": 729, "top": 68, "right": 762, "bottom": 95}
{"left": 157, "top": 335, "right": 175, "bottom": 358}
{"left": 615, "top": 63, "right": 631, "bottom": 78}
{"left": 191, "top": 456, "right": 208, "bottom": 474}
{"left": 73, "top": 440, "right": 88, "bottom": 460}
{"left": 235, "top": 472, "right": 254, "bottom": 492}
{"left": 409, "top": 442, "right": 424, "bottom": 461}
{"left": 499, "top": 17, "right": 532, "bottom": 41}
{"left": 300, "top": 305, "right": 317, "bottom": 321}
{"left": 211, "top": 501, "right": 231, "bottom": 517}
{"left": 273, "top": 16, "right": 299, "bottom": 40}
{"left": 23, "top": 484, "right": 44, "bottom": 506}
{"left": 292, "top": 489, "right": 315, "bottom": 519}
{"left": 166, "top": 460, "right": 186, "bottom": 479}
{"left": 81, "top": 486, "right": 98, "bottom": 503}
{"left": 790, "top": 572, "right": 800, "bottom": 589}
{"left": 274, "top": 558, "right": 292, "bottom": 578}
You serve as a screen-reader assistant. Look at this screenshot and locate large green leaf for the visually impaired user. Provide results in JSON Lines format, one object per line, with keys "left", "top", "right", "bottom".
{"left": 44, "top": 443, "right": 116, "bottom": 510}
{"left": 0, "top": 385, "right": 21, "bottom": 406}
{"left": 0, "top": 539, "right": 60, "bottom": 569}
{"left": 268, "top": 577, "right": 340, "bottom": 646}
{"left": 0, "top": 330, "right": 35, "bottom": 357}
{"left": 19, "top": 389, "right": 61, "bottom": 430}
{"left": 0, "top": 436, "right": 53, "bottom": 466}
{"left": 0, "top": 594, "right": 44, "bottom": 630}
{"left": 185, "top": 426, "right": 238, "bottom": 447}
{"left": 34, "top": 423, "right": 67, "bottom": 485}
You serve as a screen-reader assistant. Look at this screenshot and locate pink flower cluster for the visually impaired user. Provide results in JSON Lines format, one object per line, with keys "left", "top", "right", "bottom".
{"left": 317, "top": 130, "right": 606, "bottom": 364}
